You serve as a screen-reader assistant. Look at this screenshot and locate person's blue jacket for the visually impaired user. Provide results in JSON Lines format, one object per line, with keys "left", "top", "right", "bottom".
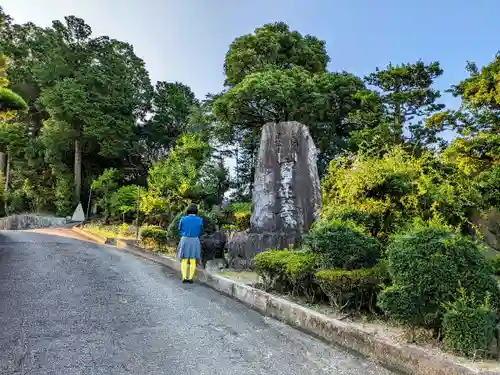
{"left": 178, "top": 215, "right": 204, "bottom": 238}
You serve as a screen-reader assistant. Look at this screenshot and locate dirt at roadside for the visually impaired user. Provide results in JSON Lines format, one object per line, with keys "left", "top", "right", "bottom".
{"left": 24, "top": 227, "right": 96, "bottom": 243}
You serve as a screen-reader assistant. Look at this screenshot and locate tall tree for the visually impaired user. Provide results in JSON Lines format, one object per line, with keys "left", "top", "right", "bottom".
{"left": 142, "top": 81, "right": 198, "bottom": 161}
{"left": 213, "top": 22, "right": 338, "bottom": 192}
{"left": 36, "top": 17, "right": 152, "bottom": 200}
{"left": 428, "top": 55, "right": 500, "bottom": 208}
{"left": 224, "top": 22, "right": 329, "bottom": 87}
{"left": 145, "top": 133, "right": 211, "bottom": 213}
{"left": 364, "top": 60, "right": 445, "bottom": 147}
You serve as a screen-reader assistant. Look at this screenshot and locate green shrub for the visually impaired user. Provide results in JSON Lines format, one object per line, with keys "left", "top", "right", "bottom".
{"left": 316, "top": 263, "right": 389, "bottom": 312}
{"left": 109, "top": 185, "right": 139, "bottom": 219}
{"left": 488, "top": 255, "right": 500, "bottom": 276}
{"left": 140, "top": 226, "right": 169, "bottom": 251}
{"left": 91, "top": 168, "right": 119, "bottom": 217}
{"left": 283, "top": 251, "right": 318, "bottom": 299}
{"left": 5, "top": 188, "right": 29, "bottom": 214}
{"left": 322, "top": 201, "right": 390, "bottom": 241}
{"left": 305, "top": 219, "right": 381, "bottom": 270}
{"left": 166, "top": 208, "right": 217, "bottom": 241}
{"left": 378, "top": 221, "right": 500, "bottom": 332}
{"left": 254, "top": 250, "right": 293, "bottom": 291}
{"left": 225, "top": 201, "right": 252, "bottom": 230}
{"left": 229, "top": 202, "right": 252, "bottom": 213}
{"left": 221, "top": 224, "right": 239, "bottom": 231}
{"left": 54, "top": 176, "right": 75, "bottom": 217}
{"left": 234, "top": 211, "right": 251, "bottom": 230}
{"left": 204, "top": 209, "right": 221, "bottom": 233}
{"left": 321, "top": 148, "right": 480, "bottom": 240}
{"left": 442, "top": 288, "right": 496, "bottom": 359}
{"left": 254, "top": 249, "right": 319, "bottom": 300}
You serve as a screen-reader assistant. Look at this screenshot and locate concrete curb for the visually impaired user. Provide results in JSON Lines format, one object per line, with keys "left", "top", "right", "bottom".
{"left": 72, "top": 226, "right": 112, "bottom": 245}
{"left": 73, "top": 226, "right": 499, "bottom": 375}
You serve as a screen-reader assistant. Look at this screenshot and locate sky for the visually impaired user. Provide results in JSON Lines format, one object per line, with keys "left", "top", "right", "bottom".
{"left": 3, "top": 0, "right": 500, "bottom": 110}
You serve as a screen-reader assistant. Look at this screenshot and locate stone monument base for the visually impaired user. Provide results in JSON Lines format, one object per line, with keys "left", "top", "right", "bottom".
{"left": 200, "top": 231, "right": 227, "bottom": 268}
{"left": 226, "top": 231, "right": 302, "bottom": 269}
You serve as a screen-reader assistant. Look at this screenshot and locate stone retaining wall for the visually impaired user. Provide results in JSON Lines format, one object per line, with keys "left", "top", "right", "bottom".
{"left": 0, "top": 214, "right": 68, "bottom": 230}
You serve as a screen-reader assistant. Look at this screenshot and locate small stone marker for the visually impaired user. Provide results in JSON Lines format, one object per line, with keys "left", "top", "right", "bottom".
{"left": 71, "top": 203, "right": 86, "bottom": 222}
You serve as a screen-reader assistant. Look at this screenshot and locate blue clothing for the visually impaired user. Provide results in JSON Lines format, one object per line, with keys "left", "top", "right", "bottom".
{"left": 178, "top": 215, "right": 203, "bottom": 238}
{"left": 177, "top": 236, "right": 201, "bottom": 259}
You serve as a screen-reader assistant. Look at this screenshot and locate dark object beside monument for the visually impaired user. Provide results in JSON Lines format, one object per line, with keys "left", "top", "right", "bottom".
{"left": 227, "top": 121, "right": 322, "bottom": 269}
{"left": 200, "top": 231, "right": 227, "bottom": 268}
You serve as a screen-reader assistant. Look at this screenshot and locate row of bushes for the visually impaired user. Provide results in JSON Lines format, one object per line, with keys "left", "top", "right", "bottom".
{"left": 139, "top": 205, "right": 224, "bottom": 251}
{"left": 139, "top": 201, "right": 252, "bottom": 252}
{"left": 254, "top": 248, "right": 390, "bottom": 312}
{"left": 254, "top": 218, "right": 500, "bottom": 359}
{"left": 140, "top": 225, "right": 172, "bottom": 251}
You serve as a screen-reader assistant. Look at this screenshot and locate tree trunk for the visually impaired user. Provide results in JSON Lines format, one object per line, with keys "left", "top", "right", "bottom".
{"left": 0, "top": 152, "right": 5, "bottom": 176}
{"left": 393, "top": 82, "right": 403, "bottom": 144}
{"left": 74, "top": 138, "right": 82, "bottom": 202}
{"left": 4, "top": 152, "right": 10, "bottom": 215}
{"left": 0, "top": 152, "right": 5, "bottom": 217}
{"left": 394, "top": 102, "right": 402, "bottom": 144}
{"left": 235, "top": 145, "right": 239, "bottom": 188}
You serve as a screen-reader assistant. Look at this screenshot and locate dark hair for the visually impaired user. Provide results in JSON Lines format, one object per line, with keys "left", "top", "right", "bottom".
{"left": 186, "top": 204, "right": 198, "bottom": 215}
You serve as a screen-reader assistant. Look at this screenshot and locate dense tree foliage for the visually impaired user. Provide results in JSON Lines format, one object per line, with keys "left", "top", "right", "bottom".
{"left": 223, "top": 22, "right": 329, "bottom": 87}
{"left": 141, "top": 81, "right": 198, "bottom": 162}
{"left": 0, "top": 8, "right": 498, "bottom": 246}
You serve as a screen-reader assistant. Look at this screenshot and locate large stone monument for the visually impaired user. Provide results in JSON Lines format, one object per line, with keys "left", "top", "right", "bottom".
{"left": 227, "top": 121, "right": 322, "bottom": 268}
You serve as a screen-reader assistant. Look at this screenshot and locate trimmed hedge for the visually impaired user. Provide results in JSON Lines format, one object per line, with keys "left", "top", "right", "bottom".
{"left": 283, "top": 251, "right": 319, "bottom": 299}
{"left": 378, "top": 222, "right": 500, "bottom": 332}
{"left": 442, "top": 289, "right": 496, "bottom": 359}
{"left": 140, "top": 226, "right": 170, "bottom": 251}
{"left": 254, "top": 249, "right": 294, "bottom": 291}
{"left": 305, "top": 219, "right": 381, "bottom": 270}
{"left": 316, "top": 263, "right": 389, "bottom": 312}
{"left": 254, "top": 250, "right": 318, "bottom": 300}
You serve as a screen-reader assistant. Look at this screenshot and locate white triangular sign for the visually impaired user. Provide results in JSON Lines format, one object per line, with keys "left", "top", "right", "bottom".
{"left": 71, "top": 203, "right": 85, "bottom": 222}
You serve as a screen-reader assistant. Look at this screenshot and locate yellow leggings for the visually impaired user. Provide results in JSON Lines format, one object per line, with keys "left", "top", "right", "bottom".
{"left": 181, "top": 258, "right": 197, "bottom": 280}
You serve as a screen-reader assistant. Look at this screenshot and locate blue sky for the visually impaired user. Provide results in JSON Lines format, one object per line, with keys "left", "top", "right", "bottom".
{"left": 3, "top": 0, "right": 500, "bottom": 110}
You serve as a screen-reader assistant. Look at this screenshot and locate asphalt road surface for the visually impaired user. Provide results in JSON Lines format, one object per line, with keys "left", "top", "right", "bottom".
{"left": 0, "top": 230, "right": 397, "bottom": 375}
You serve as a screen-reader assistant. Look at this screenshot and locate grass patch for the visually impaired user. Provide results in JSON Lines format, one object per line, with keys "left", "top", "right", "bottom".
{"left": 83, "top": 223, "right": 137, "bottom": 240}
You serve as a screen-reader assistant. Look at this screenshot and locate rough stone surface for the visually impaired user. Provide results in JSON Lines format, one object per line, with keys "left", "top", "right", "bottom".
{"left": 228, "top": 121, "right": 322, "bottom": 268}
{"left": 0, "top": 214, "right": 67, "bottom": 230}
{"left": 200, "top": 231, "right": 227, "bottom": 267}
{"left": 251, "top": 121, "right": 321, "bottom": 233}
{"left": 0, "top": 230, "right": 395, "bottom": 375}
{"left": 226, "top": 230, "right": 301, "bottom": 268}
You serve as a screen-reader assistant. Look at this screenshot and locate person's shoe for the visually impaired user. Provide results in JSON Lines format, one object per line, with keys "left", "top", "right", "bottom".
{"left": 182, "top": 279, "right": 188, "bottom": 284}
{"left": 188, "top": 280, "right": 194, "bottom": 284}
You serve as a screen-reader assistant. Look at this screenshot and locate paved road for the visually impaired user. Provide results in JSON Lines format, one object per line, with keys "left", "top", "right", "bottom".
{"left": 0, "top": 231, "right": 397, "bottom": 375}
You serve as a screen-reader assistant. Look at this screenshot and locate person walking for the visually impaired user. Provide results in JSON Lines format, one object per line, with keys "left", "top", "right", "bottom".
{"left": 177, "top": 203, "right": 203, "bottom": 283}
